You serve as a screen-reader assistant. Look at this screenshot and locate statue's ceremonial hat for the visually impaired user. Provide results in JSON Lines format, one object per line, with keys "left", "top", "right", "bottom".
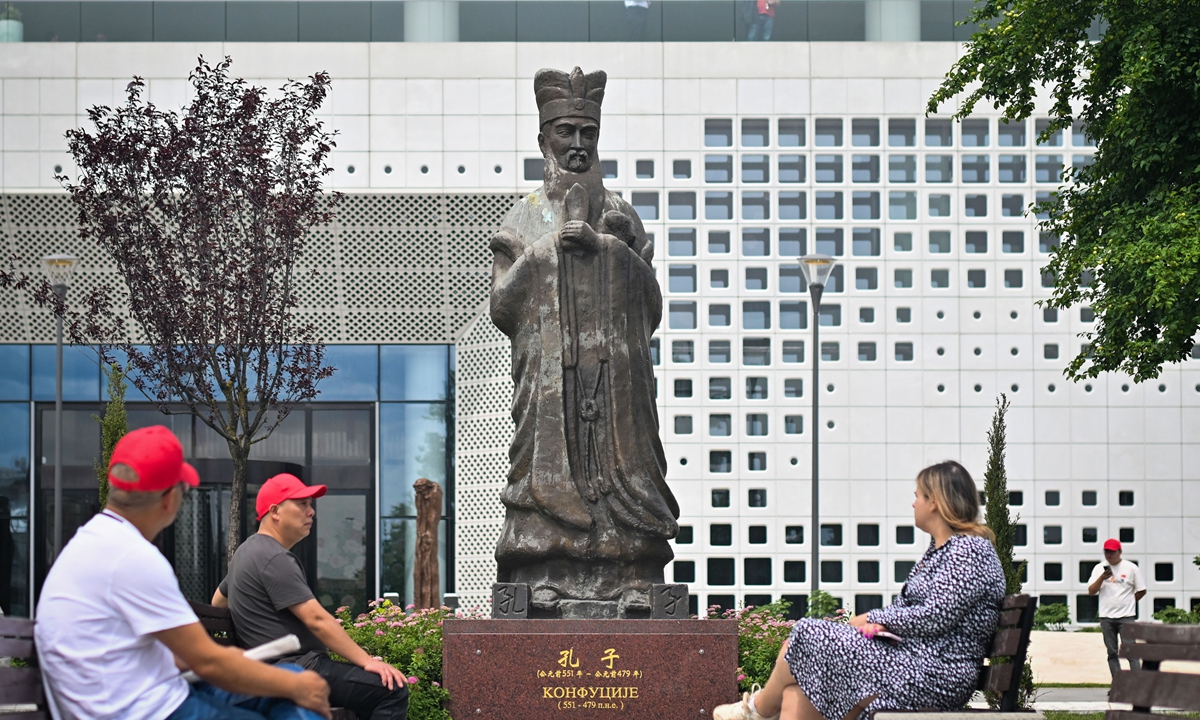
{"left": 534, "top": 67, "right": 606, "bottom": 126}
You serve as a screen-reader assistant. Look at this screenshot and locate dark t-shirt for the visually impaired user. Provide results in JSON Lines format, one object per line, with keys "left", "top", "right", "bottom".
{"left": 218, "top": 534, "right": 326, "bottom": 654}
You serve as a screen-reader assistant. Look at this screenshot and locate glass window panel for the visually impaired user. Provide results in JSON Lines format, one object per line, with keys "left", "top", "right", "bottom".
{"left": 669, "top": 302, "right": 697, "bottom": 329}
{"left": 925, "top": 155, "right": 953, "bottom": 182}
{"left": 318, "top": 345, "right": 378, "bottom": 401}
{"left": 673, "top": 160, "right": 692, "bottom": 179}
{"left": 742, "top": 228, "right": 770, "bottom": 256}
{"left": 708, "top": 341, "right": 731, "bottom": 363}
{"left": 852, "top": 228, "right": 881, "bottom": 256}
{"left": 705, "top": 154, "right": 733, "bottom": 182}
{"left": 81, "top": 1, "right": 153, "bottom": 41}
{"left": 667, "top": 192, "right": 696, "bottom": 220}
{"left": 0, "top": 402, "right": 30, "bottom": 617}
{"left": 741, "top": 155, "right": 769, "bottom": 183}
{"left": 380, "top": 402, "right": 447, "bottom": 516}
{"left": 852, "top": 155, "right": 880, "bottom": 183}
{"left": 710, "top": 270, "right": 729, "bottom": 289}
{"left": 225, "top": 1, "right": 298, "bottom": 41}
{"left": 961, "top": 119, "right": 989, "bottom": 147}
{"left": 779, "top": 302, "right": 806, "bottom": 330}
{"left": 889, "top": 191, "right": 917, "bottom": 220}
{"left": 814, "top": 119, "right": 843, "bottom": 147}
{"left": 998, "top": 155, "right": 1026, "bottom": 183}
{"left": 894, "top": 232, "right": 913, "bottom": 251}
{"left": 19, "top": 2, "right": 82, "bottom": 41}
{"left": 0, "top": 345, "right": 30, "bottom": 400}
{"left": 888, "top": 119, "right": 916, "bottom": 147}
{"left": 38, "top": 407, "right": 101, "bottom": 470}
{"left": 380, "top": 345, "right": 447, "bottom": 401}
{"left": 636, "top": 160, "right": 655, "bottom": 179}
{"left": 708, "top": 304, "right": 731, "bottom": 327}
{"left": 669, "top": 265, "right": 697, "bottom": 293}
{"left": 705, "top": 119, "right": 733, "bottom": 147}
{"left": 889, "top": 155, "right": 916, "bottom": 182}
{"left": 312, "top": 409, "right": 372, "bottom": 466}
{"left": 814, "top": 155, "right": 843, "bottom": 183}
{"left": 742, "top": 302, "right": 771, "bottom": 330}
{"left": 925, "top": 119, "right": 952, "bottom": 147}
{"left": 819, "top": 304, "right": 842, "bottom": 326}
{"left": 631, "top": 192, "right": 658, "bottom": 220}
{"left": 851, "top": 119, "right": 880, "bottom": 147}
{"left": 741, "top": 192, "right": 770, "bottom": 220}
{"left": 299, "top": 1, "right": 371, "bottom": 41}
{"left": 741, "top": 119, "right": 769, "bottom": 147}
{"left": 668, "top": 228, "right": 697, "bottom": 257}
{"left": 782, "top": 341, "right": 804, "bottom": 364}
{"left": 778, "top": 228, "right": 806, "bottom": 257}
{"left": 778, "top": 155, "right": 805, "bottom": 183}
{"left": 964, "top": 194, "right": 988, "bottom": 217}
{"left": 316, "top": 494, "right": 368, "bottom": 613}
{"left": 928, "top": 194, "right": 951, "bottom": 217}
{"left": 851, "top": 192, "right": 880, "bottom": 220}
{"left": 1001, "top": 194, "right": 1025, "bottom": 217}
{"left": 998, "top": 119, "right": 1026, "bottom": 147}
{"left": 32, "top": 345, "right": 100, "bottom": 402}
{"left": 814, "top": 192, "right": 843, "bottom": 220}
{"left": 778, "top": 119, "right": 805, "bottom": 147}
{"left": 815, "top": 228, "right": 844, "bottom": 256}
{"left": 153, "top": 1, "right": 226, "bottom": 41}
{"left": 705, "top": 192, "right": 733, "bottom": 220}
{"left": 779, "top": 266, "right": 803, "bottom": 293}
{"left": 778, "top": 192, "right": 805, "bottom": 220}
{"left": 1072, "top": 120, "right": 1096, "bottom": 147}
{"left": 961, "top": 155, "right": 989, "bottom": 183}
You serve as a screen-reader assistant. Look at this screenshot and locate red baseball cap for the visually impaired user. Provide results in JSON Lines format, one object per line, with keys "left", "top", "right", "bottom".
{"left": 256, "top": 473, "right": 327, "bottom": 521}
{"left": 1103, "top": 538, "right": 1122, "bottom": 551}
{"left": 108, "top": 425, "right": 200, "bottom": 493}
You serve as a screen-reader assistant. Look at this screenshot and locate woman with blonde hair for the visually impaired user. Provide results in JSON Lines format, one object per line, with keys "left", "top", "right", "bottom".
{"left": 714, "top": 461, "right": 1005, "bottom": 720}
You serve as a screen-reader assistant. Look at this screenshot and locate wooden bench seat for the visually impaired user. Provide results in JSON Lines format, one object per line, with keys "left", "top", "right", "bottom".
{"left": 0, "top": 617, "right": 48, "bottom": 720}
{"left": 1107, "top": 622, "right": 1200, "bottom": 720}
{"left": 874, "top": 593, "right": 1041, "bottom": 720}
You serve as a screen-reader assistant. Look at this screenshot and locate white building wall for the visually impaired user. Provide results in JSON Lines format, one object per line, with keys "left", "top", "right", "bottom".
{"left": 2, "top": 41, "right": 1197, "bottom": 618}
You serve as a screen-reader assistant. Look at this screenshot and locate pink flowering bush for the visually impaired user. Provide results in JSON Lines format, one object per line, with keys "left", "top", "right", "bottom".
{"left": 705, "top": 599, "right": 796, "bottom": 694}
{"left": 336, "top": 600, "right": 488, "bottom": 720}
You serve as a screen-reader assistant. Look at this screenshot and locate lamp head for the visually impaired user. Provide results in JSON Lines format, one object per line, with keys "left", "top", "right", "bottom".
{"left": 798, "top": 254, "right": 836, "bottom": 290}
{"left": 41, "top": 254, "right": 78, "bottom": 296}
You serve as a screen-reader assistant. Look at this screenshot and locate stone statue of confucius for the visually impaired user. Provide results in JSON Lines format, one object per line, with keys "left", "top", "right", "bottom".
{"left": 488, "top": 67, "right": 679, "bottom": 619}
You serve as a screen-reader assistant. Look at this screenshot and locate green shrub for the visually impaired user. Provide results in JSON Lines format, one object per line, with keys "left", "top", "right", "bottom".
{"left": 704, "top": 600, "right": 796, "bottom": 694}
{"left": 1152, "top": 606, "right": 1200, "bottom": 625}
{"left": 806, "top": 589, "right": 842, "bottom": 619}
{"left": 1033, "top": 602, "right": 1070, "bottom": 631}
{"left": 336, "top": 601, "right": 486, "bottom": 720}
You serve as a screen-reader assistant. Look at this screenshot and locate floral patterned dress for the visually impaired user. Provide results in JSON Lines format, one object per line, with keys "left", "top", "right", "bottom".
{"left": 784, "top": 534, "right": 1006, "bottom": 720}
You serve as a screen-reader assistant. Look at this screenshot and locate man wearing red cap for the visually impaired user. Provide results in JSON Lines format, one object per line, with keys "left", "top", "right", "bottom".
{"left": 214, "top": 473, "right": 409, "bottom": 720}
{"left": 35, "top": 426, "right": 331, "bottom": 720}
{"left": 1087, "top": 538, "right": 1146, "bottom": 682}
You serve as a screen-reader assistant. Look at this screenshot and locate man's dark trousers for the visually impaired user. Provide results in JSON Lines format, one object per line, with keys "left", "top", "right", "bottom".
{"left": 295, "top": 653, "right": 409, "bottom": 720}
{"left": 1100, "top": 615, "right": 1140, "bottom": 679}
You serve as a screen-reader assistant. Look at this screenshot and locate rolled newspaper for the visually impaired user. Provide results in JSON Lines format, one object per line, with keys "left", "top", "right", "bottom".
{"left": 182, "top": 634, "right": 301, "bottom": 683}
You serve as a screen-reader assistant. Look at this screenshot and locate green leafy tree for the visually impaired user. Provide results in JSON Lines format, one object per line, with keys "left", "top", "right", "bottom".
{"left": 805, "top": 589, "right": 842, "bottom": 619}
{"left": 92, "top": 363, "right": 128, "bottom": 508}
{"left": 930, "top": 0, "right": 1200, "bottom": 381}
{"left": 982, "top": 394, "right": 1034, "bottom": 709}
{"left": 1033, "top": 602, "right": 1070, "bottom": 631}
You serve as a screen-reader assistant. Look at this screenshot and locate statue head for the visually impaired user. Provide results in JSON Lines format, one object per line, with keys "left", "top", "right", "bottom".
{"left": 535, "top": 67, "right": 606, "bottom": 175}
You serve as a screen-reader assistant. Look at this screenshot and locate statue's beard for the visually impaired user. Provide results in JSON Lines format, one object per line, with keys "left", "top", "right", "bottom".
{"left": 562, "top": 151, "right": 591, "bottom": 173}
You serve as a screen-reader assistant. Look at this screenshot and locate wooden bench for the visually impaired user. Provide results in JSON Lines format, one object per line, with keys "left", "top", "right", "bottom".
{"left": 873, "top": 593, "right": 1040, "bottom": 720}
{"left": 0, "top": 617, "right": 48, "bottom": 720}
{"left": 1108, "top": 622, "right": 1200, "bottom": 720}
{"left": 190, "top": 601, "right": 357, "bottom": 720}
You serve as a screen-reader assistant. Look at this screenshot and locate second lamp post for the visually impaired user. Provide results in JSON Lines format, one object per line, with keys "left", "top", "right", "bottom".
{"left": 797, "top": 253, "right": 836, "bottom": 593}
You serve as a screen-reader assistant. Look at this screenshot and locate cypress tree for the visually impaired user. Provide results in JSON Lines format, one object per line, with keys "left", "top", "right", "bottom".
{"left": 982, "top": 393, "right": 1033, "bottom": 709}
{"left": 93, "top": 363, "right": 128, "bottom": 508}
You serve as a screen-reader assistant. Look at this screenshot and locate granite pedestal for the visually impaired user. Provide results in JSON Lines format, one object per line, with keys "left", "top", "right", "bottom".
{"left": 443, "top": 619, "right": 738, "bottom": 719}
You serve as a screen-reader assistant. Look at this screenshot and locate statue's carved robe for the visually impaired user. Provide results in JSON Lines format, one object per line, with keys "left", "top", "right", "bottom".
{"left": 489, "top": 183, "right": 678, "bottom": 602}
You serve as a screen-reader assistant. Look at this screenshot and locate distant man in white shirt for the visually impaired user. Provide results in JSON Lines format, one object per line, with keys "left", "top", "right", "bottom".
{"left": 1086, "top": 538, "right": 1146, "bottom": 681}
{"left": 36, "top": 425, "right": 331, "bottom": 720}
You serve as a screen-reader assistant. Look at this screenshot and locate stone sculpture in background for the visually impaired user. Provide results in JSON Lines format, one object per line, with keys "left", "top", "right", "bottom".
{"left": 488, "top": 67, "right": 679, "bottom": 619}
{"left": 413, "top": 478, "right": 443, "bottom": 610}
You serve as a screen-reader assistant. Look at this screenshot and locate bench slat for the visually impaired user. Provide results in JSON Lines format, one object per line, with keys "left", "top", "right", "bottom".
{"left": 1001, "top": 595, "right": 1031, "bottom": 610}
{"left": 977, "top": 663, "right": 1014, "bottom": 693}
{"left": 990, "top": 628, "right": 1022, "bottom": 658}
{"left": 1121, "top": 643, "right": 1200, "bottom": 662}
{"left": 0, "top": 639, "right": 34, "bottom": 658}
{"left": 1120, "top": 623, "right": 1200, "bottom": 645}
{"left": 0, "top": 669, "right": 44, "bottom": 705}
{"left": 997, "top": 609, "right": 1022, "bottom": 627}
{"left": 0, "top": 618, "right": 34, "bottom": 638}
{"left": 1110, "top": 670, "right": 1200, "bottom": 711}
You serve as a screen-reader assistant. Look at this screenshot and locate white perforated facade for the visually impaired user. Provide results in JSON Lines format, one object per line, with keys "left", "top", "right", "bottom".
{"left": 2, "top": 41, "right": 1197, "bottom": 620}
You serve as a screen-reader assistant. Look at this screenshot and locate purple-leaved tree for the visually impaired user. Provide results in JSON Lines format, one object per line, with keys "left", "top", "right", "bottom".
{"left": 3, "top": 56, "right": 340, "bottom": 563}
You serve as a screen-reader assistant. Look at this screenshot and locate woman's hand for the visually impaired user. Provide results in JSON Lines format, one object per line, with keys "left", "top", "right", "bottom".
{"left": 849, "top": 613, "right": 886, "bottom": 637}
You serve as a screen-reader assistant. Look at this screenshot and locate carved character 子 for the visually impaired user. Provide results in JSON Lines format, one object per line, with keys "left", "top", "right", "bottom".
{"left": 489, "top": 67, "right": 679, "bottom": 619}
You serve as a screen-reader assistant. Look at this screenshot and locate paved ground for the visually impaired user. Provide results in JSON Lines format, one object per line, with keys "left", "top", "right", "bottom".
{"left": 969, "top": 687, "right": 1114, "bottom": 712}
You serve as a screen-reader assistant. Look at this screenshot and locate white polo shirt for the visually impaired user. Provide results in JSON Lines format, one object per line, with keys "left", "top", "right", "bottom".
{"left": 1088, "top": 559, "right": 1146, "bottom": 618}
{"left": 35, "top": 511, "right": 197, "bottom": 720}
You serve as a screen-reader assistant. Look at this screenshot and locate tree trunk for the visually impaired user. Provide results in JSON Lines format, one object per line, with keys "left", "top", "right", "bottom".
{"left": 413, "top": 478, "right": 443, "bottom": 609}
{"left": 227, "top": 443, "right": 249, "bottom": 567}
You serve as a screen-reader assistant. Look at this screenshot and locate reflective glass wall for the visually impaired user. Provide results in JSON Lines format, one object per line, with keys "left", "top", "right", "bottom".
{"left": 0, "top": 342, "right": 453, "bottom": 616}
{"left": 2, "top": 0, "right": 993, "bottom": 43}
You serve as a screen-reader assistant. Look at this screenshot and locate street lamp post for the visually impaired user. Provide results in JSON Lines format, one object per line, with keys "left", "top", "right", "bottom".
{"left": 797, "top": 254, "right": 835, "bottom": 593}
{"left": 42, "top": 254, "right": 78, "bottom": 560}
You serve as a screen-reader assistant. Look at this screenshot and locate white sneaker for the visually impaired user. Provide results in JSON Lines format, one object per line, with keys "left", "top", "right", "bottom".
{"left": 712, "top": 684, "right": 780, "bottom": 720}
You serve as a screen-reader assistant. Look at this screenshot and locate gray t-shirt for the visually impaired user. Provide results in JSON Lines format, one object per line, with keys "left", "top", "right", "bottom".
{"left": 218, "top": 534, "right": 326, "bottom": 655}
